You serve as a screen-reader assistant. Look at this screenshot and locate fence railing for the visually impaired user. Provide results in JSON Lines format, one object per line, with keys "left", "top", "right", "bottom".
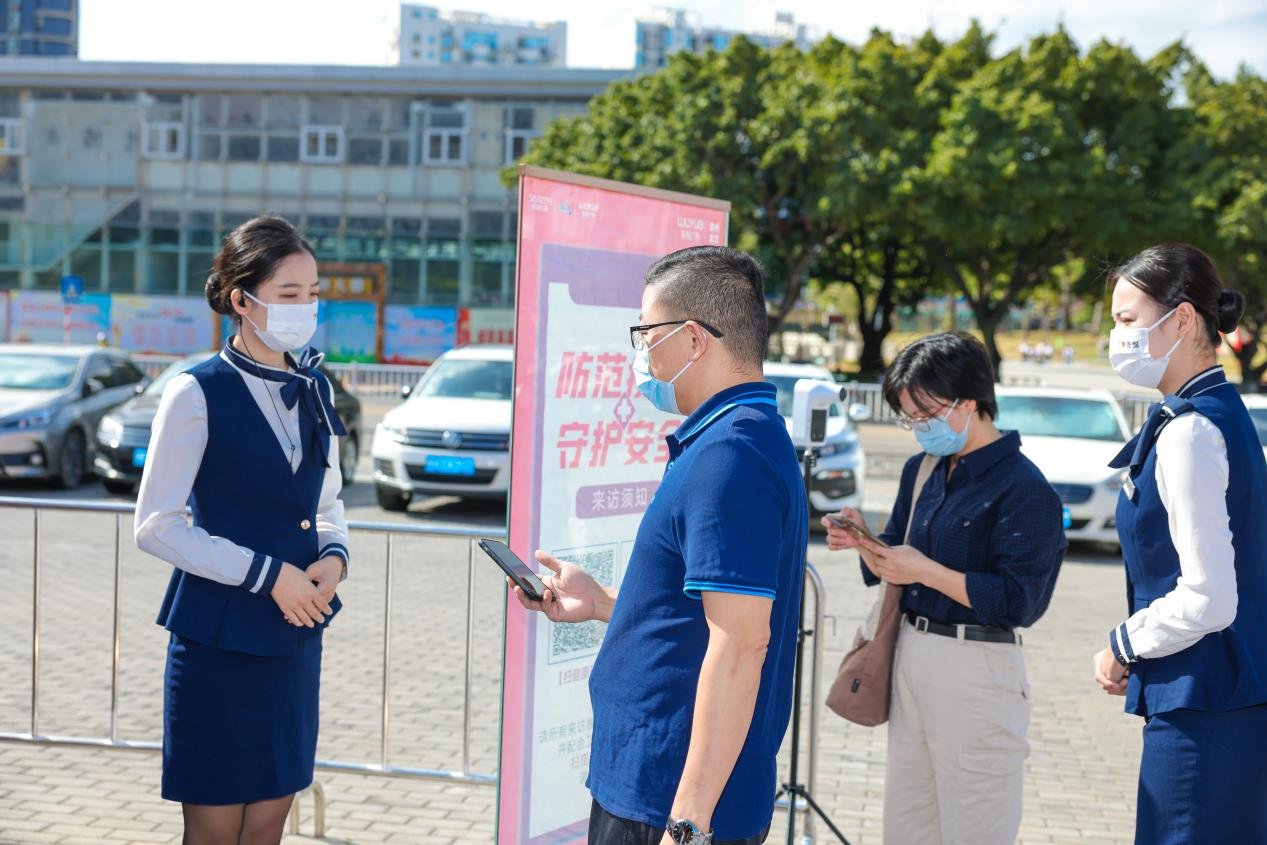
{"left": 844, "top": 381, "right": 1155, "bottom": 432}
{"left": 132, "top": 354, "right": 428, "bottom": 401}
{"left": 0, "top": 496, "right": 501, "bottom": 837}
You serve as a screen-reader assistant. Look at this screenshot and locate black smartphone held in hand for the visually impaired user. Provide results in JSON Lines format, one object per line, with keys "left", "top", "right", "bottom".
{"left": 824, "top": 513, "right": 889, "bottom": 548}
{"left": 480, "top": 539, "right": 548, "bottom": 602}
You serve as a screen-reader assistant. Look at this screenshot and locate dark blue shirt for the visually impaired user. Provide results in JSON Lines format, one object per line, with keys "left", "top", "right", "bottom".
{"left": 870, "top": 431, "right": 1066, "bottom": 628}
{"left": 587, "top": 382, "right": 808, "bottom": 840}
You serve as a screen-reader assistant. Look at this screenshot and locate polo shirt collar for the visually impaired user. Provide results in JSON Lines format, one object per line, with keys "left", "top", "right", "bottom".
{"left": 668, "top": 381, "right": 778, "bottom": 450}
{"left": 954, "top": 429, "right": 1021, "bottom": 479}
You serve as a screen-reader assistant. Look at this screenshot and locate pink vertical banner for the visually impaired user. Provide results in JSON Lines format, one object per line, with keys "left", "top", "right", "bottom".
{"left": 499, "top": 167, "right": 729, "bottom": 844}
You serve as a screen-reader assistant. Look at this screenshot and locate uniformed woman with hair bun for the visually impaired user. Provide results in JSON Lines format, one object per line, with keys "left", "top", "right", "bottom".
{"left": 134, "top": 214, "right": 350, "bottom": 845}
{"left": 1096, "top": 243, "right": 1267, "bottom": 845}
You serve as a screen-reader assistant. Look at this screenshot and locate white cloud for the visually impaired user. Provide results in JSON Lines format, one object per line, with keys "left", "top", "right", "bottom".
{"left": 77, "top": 0, "right": 1264, "bottom": 77}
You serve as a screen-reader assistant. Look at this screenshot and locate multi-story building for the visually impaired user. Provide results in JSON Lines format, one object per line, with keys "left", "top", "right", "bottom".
{"left": 0, "top": 0, "right": 77, "bottom": 58}
{"left": 0, "top": 58, "right": 622, "bottom": 308}
{"left": 399, "top": 4, "right": 566, "bottom": 68}
{"left": 635, "top": 9, "right": 812, "bottom": 69}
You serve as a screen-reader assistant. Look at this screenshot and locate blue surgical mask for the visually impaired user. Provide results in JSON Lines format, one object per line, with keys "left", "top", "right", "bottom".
{"left": 632, "top": 324, "right": 695, "bottom": 416}
{"left": 914, "top": 400, "right": 972, "bottom": 457}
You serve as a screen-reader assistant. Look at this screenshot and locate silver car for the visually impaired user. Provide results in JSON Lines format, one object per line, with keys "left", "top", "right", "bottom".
{"left": 0, "top": 344, "right": 148, "bottom": 488}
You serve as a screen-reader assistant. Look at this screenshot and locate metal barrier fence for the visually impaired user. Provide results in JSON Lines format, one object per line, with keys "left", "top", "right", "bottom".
{"left": 0, "top": 496, "right": 501, "bottom": 838}
{"left": 0, "top": 496, "right": 829, "bottom": 839}
{"left": 844, "top": 381, "right": 1155, "bottom": 432}
{"left": 132, "top": 354, "right": 428, "bottom": 401}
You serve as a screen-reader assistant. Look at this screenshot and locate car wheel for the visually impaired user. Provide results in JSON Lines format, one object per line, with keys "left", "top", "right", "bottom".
{"left": 376, "top": 483, "right": 411, "bottom": 512}
{"left": 56, "top": 429, "right": 86, "bottom": 489}
{"left": 103, "top": 479, "right": 135, "bottom": 496}
{"left": 340, "top": 434, "right": 358, "bottom": 486}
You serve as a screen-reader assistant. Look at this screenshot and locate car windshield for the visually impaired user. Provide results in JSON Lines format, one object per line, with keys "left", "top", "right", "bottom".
{"left": 0, "top": 353, "right": 80, "bottom": 390}
{"left": 1247, "top": 408, "right": 1267, "bottom": 447}
{"left": 765, "top": 373, "right": 840, "bottom": 418}
{"left": 145, "top": 353, "right": 216, "bottom": 396}
{"left": 996, "top": 395, "right": 1125, "bottom": 442}
{"left": 414, "top": 359, "right": 512, "bottom": 401}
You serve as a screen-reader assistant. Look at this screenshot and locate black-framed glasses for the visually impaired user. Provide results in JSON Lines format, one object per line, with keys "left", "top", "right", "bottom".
{"left": 629, "top": 320, "right": 724, "bottom": 351}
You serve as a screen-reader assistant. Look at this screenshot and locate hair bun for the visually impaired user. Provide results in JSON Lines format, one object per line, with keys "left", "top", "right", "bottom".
{"left": 204, "top": 270, "right": 229, "bottom": 315}
{"left": 1217, "top": 289, "right": 1246, "bottom": 334}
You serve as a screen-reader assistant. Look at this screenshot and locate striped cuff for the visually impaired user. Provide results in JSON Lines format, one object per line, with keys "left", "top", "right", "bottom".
{"left": 241, "top": 552, "right": 279, "bottom": 595}
{"left": 683, "top": 580, "right": 776, "bottom": 602}
{"left": 319, "top": 543, "right": 350, "bottom": 581}
{"left": 1109, "top": 623, "right": 1137, "bottom": 666}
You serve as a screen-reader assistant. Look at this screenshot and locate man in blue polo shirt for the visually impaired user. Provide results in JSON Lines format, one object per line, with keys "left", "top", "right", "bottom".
{"left": 510, "top": 246, "right": 808, "bottom": 845}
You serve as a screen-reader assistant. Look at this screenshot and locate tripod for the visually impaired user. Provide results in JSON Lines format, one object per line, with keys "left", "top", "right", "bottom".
{"left": 774, "top": 447, "right": 851, "bottom": 845}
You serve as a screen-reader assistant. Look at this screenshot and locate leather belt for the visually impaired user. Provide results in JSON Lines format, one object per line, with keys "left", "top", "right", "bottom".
{"left": 905, "top": 612, "right": 1022, "bottom": 645}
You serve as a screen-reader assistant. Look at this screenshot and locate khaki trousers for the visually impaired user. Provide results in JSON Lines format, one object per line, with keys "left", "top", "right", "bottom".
{"left": 882, "top": 621, "right": 1031, "bottom": 845}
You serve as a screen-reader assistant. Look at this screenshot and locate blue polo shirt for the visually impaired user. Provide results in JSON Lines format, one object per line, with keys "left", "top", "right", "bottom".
{"left": 586, "top": 381, "right": 808, "bottom": 840}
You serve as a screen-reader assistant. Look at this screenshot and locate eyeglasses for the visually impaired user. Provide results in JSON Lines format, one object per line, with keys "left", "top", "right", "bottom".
{"left": 628, "top": 320, "right": 724, "bottom": 351}
{"left": 893, "top": 399, "right": 959, "bottom": 432}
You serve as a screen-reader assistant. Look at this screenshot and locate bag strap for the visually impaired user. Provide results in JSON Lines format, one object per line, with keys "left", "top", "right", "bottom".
{"left": 903, "top": 454, "right": 938, "bottom": 545}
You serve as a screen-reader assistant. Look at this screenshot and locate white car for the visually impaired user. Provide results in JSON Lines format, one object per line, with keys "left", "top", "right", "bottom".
{"left": 371, "top": 345, "right": 512, "bottom": 510}
{"left": 995, "top": 386, "right": 1132, "bottom": 548}
{"left": 764, "top": 361, "right": 870, "bottom": 516}
{"left": 1241, "top": 394, "right": 1267, "bottom": 462}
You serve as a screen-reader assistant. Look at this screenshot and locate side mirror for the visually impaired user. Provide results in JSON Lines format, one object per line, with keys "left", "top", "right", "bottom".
{"left": 400, "top": 384, "right": 412, "bottom": 400}
{"left": 847, "top": 403, "right": 873, "bottom": 423}
{"left": 84, "top": 378, "right": 105, "bottom": 397}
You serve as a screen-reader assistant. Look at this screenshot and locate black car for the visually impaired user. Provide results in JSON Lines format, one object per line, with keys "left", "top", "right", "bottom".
{"left": 94, "top": 352, "right": 362, "bottom": 495}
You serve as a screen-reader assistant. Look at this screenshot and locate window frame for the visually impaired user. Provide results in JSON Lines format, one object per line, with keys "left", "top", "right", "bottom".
{"left": 0, "top": 118, "right": 26, "bottom": 155}
{"left": 299, "top": 124, "right": 346, "bottom": 164}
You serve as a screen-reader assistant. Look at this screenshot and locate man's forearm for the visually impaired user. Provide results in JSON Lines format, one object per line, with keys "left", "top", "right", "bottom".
{"left": 668, "top": 636, "right": 767, "bottom": 832}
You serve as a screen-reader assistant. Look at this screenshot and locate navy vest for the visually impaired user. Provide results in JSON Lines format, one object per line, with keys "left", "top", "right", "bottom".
{"left": 155, "top": 353, "right": 343, "bottom": 657}
{"left": 1113, "top": 375, "right": 1267, "bottom": 716}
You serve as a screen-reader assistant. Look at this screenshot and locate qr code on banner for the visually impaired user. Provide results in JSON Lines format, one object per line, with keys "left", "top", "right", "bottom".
{"left": 547, "top": 543, "right": 618, "bottom": 664}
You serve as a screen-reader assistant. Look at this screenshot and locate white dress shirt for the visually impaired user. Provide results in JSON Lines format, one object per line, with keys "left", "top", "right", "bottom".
{"left": 1115, "top": 385, "right": 1239, "bottom": 660}
{"left": 134, "top": 351, "right": 350, "bottom": 590}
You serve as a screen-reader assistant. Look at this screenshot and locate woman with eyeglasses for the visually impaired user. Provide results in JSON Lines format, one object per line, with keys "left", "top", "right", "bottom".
{"left": 822, "top": 331, "right": 1066, "bottom": 845}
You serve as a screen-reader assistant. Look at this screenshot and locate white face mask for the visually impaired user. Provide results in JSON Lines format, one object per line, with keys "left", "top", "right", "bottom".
{"left": 241, "top": 290, "right": 319, "bottom": 353}
{"left": 1109, "top": 308, "right": 1181, "bottom": 390}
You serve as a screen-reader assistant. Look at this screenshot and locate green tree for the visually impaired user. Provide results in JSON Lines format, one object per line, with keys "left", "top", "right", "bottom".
{"left": 520, "top": 37, "right": 856, "bottom": 331}
{"left": 1186, "top": 66, "right": 1267, "bottom": 390}
{"left": 915, "top": 30, "right": 1190, "bottom": 375}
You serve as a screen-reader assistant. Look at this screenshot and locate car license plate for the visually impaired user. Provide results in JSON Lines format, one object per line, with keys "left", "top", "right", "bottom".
{"left": 1062, "top": 506, "right": 1072, "bottom": 530}
{"left": 132, "top": 447, "right": 148, "bottom": 468}
{"left": 425, "top": 455, "right": 475, "bottom": 476}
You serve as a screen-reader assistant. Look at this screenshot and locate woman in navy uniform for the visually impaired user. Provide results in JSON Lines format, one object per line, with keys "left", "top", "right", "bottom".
{"left": 1094, "top": 243, "right": 1267, "bottom": 844}
{"left": 135, "top": 215, "right": 350, "bottom": 844}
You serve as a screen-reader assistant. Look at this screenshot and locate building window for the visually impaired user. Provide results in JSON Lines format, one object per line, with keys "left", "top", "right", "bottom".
{"left": 424, "top": 129, "right": 464, "bottom": 164}
{"left": 301, "top": 126, "right": 344, "bottom": 164}
{"left": 142, "top": 121, "right": 185, "bottom": 160}
{"left": 504, "top": 129, "right": 535, "bottom": 164}
{"left": 0, "top": 119, "right": 25, "bottom": 155}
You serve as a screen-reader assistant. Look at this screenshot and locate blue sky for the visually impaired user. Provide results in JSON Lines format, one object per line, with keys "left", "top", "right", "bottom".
{"left": 80, "top": 0, "right": 1266, "bottom": 77}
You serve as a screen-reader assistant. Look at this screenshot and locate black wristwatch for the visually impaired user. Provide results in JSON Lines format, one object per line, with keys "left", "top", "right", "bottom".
{"left": 667, "top": 818, "right": 713, "bottom": 844}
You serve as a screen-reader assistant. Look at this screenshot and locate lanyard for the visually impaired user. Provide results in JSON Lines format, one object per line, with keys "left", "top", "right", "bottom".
{"left": 676, "top": 395, "right": 778, "bottom": 444}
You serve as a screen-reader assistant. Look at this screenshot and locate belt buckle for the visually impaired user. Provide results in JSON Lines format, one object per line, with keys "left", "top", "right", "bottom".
{"left": 914, "top": 616, "right": 929, "bottom": 633}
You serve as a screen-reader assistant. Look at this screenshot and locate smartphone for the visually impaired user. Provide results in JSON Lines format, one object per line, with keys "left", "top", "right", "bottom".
{"left": 479, "top": 539, "right": 548, "bottom": 602}
{"left": 824, "top": 513, "right": 889, "bottom": 548}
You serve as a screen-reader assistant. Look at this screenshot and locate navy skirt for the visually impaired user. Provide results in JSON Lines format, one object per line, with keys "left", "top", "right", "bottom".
{"left": 162, "top": 632, "right": 322, "bottom": 805}
{"left": 1136, "top": 703, "right": 1267, "bottom": 844}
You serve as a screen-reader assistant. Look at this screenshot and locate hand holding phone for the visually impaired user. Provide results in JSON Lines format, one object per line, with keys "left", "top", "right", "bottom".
{"left": 480, "top": 539, "right": 548, "bottom": 601}
{"left": 824, "top": 512, "right": 889, "bottom": 549}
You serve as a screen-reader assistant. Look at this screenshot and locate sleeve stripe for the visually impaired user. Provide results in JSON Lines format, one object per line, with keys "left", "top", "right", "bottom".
{"left": 1109, "top": 627, "right": 1127, "bottom": 665}
{"left": 241, "top": 551, "right": 266, "bottom": 592}
{"left": 1119, "top": 622, "right": 1137, "bottom": 663}
{"left": 682, "top": 580, "right": 776, "bottom": 602}
{"left": 249, "top": 555, "right": 273, "bottom": 594}
{"left": 319, "top": 543, "right": 350, "bottom": 565}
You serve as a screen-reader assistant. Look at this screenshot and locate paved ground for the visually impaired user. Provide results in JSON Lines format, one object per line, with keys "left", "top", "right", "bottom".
{"left": 0, "top": 414, "right": 1145, "bottom": 845}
